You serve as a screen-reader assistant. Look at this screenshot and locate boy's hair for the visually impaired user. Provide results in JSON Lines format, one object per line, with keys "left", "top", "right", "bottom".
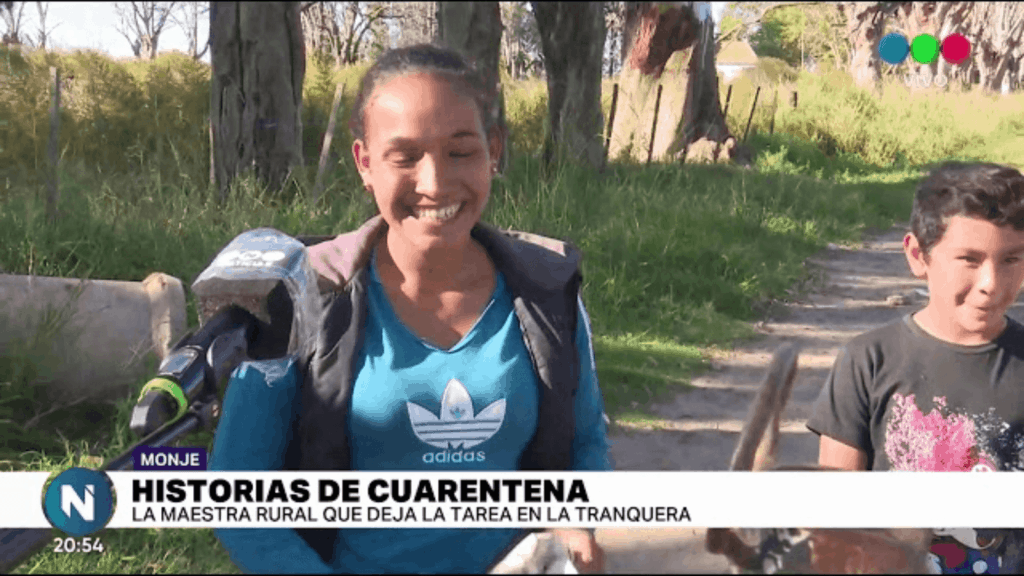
{"left": 348, "top": 44, "right": 506, "bottom": 152}
{"left": 911, "top": 162, "right": 1024, "bottom": 256}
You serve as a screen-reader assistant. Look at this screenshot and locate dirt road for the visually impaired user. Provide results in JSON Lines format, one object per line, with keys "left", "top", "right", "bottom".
{"left": 594, "top": 224, "right": 1024, "bottom": 573}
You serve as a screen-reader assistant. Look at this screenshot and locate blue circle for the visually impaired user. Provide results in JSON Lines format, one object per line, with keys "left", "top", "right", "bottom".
{"left": 42, "top": 467, "right": 116, "bottom": 537}
{"left": 878, "top": 33, "right": 910, "bottom": 65}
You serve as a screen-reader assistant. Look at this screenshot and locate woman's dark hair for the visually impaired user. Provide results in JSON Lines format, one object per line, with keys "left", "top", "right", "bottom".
{"left": 911, "top": 162, "right": 1024, "bottom": 256}
{"left": 348, "top": 44, "right": 506, "bottom": 156}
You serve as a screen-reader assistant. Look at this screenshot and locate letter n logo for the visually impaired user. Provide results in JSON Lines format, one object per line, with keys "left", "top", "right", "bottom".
{"left": 61, "top": 484, "right": 95, "bottom": 522}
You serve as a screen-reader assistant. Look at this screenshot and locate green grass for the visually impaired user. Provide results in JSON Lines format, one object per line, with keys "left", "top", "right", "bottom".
{"left": 2, "top": 46, "right": 1023, "bottom": 573}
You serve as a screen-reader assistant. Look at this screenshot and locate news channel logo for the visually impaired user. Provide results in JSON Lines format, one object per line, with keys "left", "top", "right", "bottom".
{"left": 42, "top": 468, "right": 116, "bottom": 537}
{"left": 877, "top": 32, "right": 972, "bottom": 88}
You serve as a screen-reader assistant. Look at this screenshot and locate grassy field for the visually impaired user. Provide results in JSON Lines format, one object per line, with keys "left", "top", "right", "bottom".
{"left": 2, "top": 46, "right": 1023, "bottom": 573}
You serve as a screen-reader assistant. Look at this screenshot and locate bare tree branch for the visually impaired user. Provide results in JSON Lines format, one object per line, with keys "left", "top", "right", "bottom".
{"left": 1, "top": 0, "right": 28, "bottom": 46}
{"left": 34, "top": 1, "right": 59, "bottom": 50}
{"left": 170, "top": 1, "right": 209, "bottom": 59}
{"left": 114, "top": 1, "right": 178, "bottom": 59}
{"left": 300, "top": 2, "right": 396, "bottom": 66}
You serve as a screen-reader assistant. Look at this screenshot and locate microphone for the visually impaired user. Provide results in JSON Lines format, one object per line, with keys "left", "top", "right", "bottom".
{"left": 129, "top": 228, "right": 320, "bottom": 437}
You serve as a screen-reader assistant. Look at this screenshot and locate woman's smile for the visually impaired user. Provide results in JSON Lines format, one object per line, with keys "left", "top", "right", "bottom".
{"left": 407, "top": 201, "right": 465, "bottom": 223}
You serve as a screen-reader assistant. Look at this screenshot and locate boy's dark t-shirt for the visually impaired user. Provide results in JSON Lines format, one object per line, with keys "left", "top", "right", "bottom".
{"left": 807, "top": 313, "right": 1024, "bottom": 573}
{"left": 807, "top": 313, "right": 1024, "bottom": 472}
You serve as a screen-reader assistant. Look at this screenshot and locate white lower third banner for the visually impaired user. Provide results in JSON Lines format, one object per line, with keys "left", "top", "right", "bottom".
{"left": 3, "top": 471, "right": 1023, "bottom": 530}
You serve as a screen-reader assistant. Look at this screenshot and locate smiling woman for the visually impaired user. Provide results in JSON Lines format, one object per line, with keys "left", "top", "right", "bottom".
{"left": 209, "top": 44, "right": 613, "bottom": 575}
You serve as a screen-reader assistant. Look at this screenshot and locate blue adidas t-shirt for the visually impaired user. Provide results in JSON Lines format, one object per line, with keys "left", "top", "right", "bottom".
{"left": 212, "top": 250, "right": 612, "bottom": 574}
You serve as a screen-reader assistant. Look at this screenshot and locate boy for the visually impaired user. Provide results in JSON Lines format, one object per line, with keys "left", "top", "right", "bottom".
{"left": 807, "top": 162, "right": 1024, "bottom": 574}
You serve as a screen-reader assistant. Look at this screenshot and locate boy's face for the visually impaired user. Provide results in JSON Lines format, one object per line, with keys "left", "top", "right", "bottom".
{"left": 905, "top": 215, "right": 1024, "bottom": 345}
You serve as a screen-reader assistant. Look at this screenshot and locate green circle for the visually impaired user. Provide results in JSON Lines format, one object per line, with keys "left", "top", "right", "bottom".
{"left": 910, "top": 34, "right": 940, "bottom": 64}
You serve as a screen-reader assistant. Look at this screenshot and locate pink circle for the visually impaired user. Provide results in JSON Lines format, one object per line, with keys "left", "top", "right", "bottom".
{"left": 941, "top": 34, "right": 970, "bottom": 64}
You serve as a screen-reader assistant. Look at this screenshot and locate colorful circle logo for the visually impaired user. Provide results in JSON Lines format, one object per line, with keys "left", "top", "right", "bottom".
{"left": 878, "top": 33, "right": 971, "bottom": 65}
{"left": 42, "top": 467, "right": 116, "bottom": 537}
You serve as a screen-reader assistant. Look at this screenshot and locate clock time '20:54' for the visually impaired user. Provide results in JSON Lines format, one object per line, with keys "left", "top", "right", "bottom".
{"left": 53, "top": 536, "right": 105, "bottom": 554}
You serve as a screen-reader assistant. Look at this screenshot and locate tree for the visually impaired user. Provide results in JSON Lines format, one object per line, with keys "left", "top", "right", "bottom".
{"left": 499, "top": 1, "right": 541, "bottom": 80}
{"left": 436, "top": 2, "right": 509, "bottom": 171}
{"left": 604, "top": 1, "right": 625, "bottom": 77}
{"left": 300, "top": 2, "right": 343, "bottom": 63}
{"left": 391, "top": 1, "right": 435, "bottom": 47}
{"left": 608, "top": 2, "right": 741, "bottom": 165}
{"left": 34, "top": 1, "right": 59, "bottom": 51}
{"left": 962, "top": 2, "right": 1023, "bottom": 93}
{"left": 751, "top": 4, "right": 848, "bottom": 70}
{"left": 835, "top": 2, "right": 894, "bottom": 90}
{"left": 715, "top": 3, "right": 789, "bottom": 52}
{"left": 209, "top": 1, "right": 306, "bottom": 201}
{"left": 299, "top": 2, "right": 393, "bottom": 66}
{"left": 170, "top": 1, "right": 209, "bottom": 60}
{"left": 874, "top": 2, "right": 1021, "bottom": 93}
{"left": 1, "top": 0, "right": 27, "bottom": 46}
{"left": 532, "top": 2, "right": 606, "bottom": 169}
{"left": 114, "top": 1, "right": 178, "bottom": 60}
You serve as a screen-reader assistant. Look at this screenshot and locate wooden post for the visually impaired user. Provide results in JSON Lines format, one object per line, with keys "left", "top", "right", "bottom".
{"left": 313, "top": 82, "right": 345, "bottom": 205}
{"left": 646, "top": 84, "right": 663, "bottom": 166}
{"left": 743, "top": 86, "right": 761, "bottom": 144}
{"left": 209, "top": 116, "right": 215, "bottom": 188}
{"left": 602, "top": 83, "right": 619, "bottom": 169}
{"left": 46, "top": 66, "right": 60, "bottom": 223}
{"left": 769, "top": 89, "right": 778, "bottom": 135}
{"left": 791, "top": 90, "right": 798, "bottom": 108}
{"left": 723, "top": 84, "right": 733, "bottom": 119}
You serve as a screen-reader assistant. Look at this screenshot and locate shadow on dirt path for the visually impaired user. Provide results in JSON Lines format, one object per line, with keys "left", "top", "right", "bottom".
{"left": 595, "top": 223, "right": 1024, "bottom": 573}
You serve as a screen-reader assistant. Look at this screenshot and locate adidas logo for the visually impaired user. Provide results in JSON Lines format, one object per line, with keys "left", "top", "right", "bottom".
{"left": 407, "top": 379, "right": 505, "bottom": 464}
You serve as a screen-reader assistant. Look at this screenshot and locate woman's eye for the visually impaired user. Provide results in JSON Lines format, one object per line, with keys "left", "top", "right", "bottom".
{"left": 451, "top": 151, "right": 474, "bottom": 158}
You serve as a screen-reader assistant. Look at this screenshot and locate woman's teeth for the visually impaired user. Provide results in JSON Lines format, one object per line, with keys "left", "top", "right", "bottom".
{"left": 412, "top": 203, "right": 461, "bottom": 221}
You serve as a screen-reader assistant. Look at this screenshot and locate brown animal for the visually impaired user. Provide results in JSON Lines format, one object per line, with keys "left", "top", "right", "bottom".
{"left": 705, "top": 343, "right": 935, "bottom": 574}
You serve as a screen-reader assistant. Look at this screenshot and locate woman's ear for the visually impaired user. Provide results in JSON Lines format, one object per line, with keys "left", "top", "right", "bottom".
{"left": 488, "top": 130, "right": 504, "bottom": 174}
{"left": 903, "top": 233, "right": 928, "bottom": 279}
{"left": 352, "top": 139, "right": 371, "bottom": 182}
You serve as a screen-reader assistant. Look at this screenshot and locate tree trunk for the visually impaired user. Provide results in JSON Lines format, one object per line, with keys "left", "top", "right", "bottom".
{"left": 622, "top": 2, "right": 648, "bottom": 73}
{"left": 210, "top": 1, "right": 305, "bottom": 203}
{"left": 532, "top": 1, "right": 606, "bottom": 169}
{"left": 436, "top": 2, "right": 509, "bottom": 172}
{"left": 141, "top": 33, "right": 157, "bottom": 60}
{"left": 608, "top": 2, "right": 739, "bottom": 165}
{"left": 837, "top": 2, "right": 888, "bottom": 91}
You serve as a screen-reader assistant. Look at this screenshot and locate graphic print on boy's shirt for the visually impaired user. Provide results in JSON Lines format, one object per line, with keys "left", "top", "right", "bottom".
{"left": 884, "top": 393, "right": 1024, "bottom": 472}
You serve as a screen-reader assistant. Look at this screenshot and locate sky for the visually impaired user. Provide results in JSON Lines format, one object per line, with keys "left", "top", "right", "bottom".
{"left": 18, "top": 2, "right": 728, "bottom": 65}
{"left": 18, "top": 2, "right": 212, "bottom": 64}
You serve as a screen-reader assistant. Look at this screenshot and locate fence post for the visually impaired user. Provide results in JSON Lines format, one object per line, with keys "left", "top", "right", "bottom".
{"left": 791, "top": 90, "right": 798, "bottom": 108}
{"left": 743, "top": 86, "right": 761, "bottom": 144}
{"left": 46, "top": 66, "right": 60, "bottom": 224}
{"left": 209, "top": 116, "right": 215, "bottom": 188}
{"left": 602, "top": 83, "right": 619, "bottom": 170}
{"left": 313, "top": 82, "right": 345, "bottom": 205}
{"left": 646, "top": 84, "right": 663, "bottom": 166}
{"left": 769, "top": 89, "right": 778, "bottom": 136}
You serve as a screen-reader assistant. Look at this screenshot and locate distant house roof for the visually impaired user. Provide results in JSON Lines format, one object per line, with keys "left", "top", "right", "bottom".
{"left": 717, "top": 40, "right": 758, "bottom": 66}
